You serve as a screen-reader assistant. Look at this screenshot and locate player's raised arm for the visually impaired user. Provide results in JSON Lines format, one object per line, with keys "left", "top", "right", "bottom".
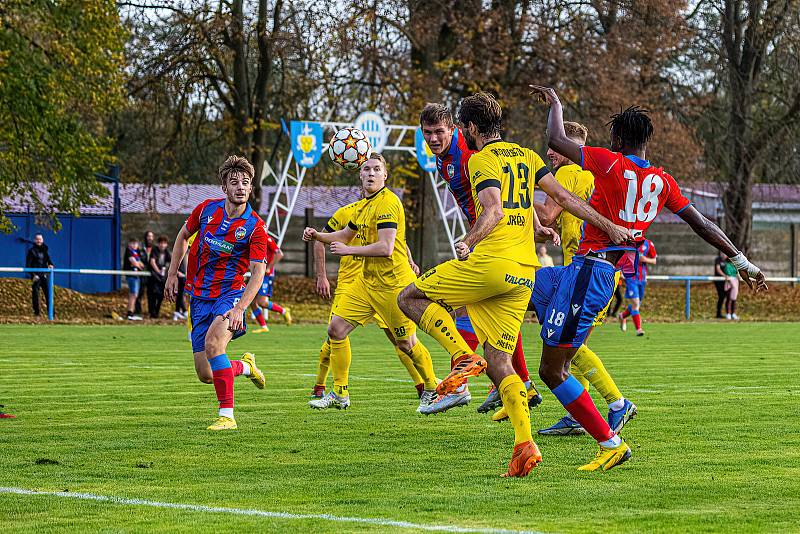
{"left": 530, "top": 85, "right": 582, "bottom": 165}
{"left": 537, "top": 174, "right": 632, "bottom": 245}
{"left": 678, "top": 205, "right": 767, "bottom": 292}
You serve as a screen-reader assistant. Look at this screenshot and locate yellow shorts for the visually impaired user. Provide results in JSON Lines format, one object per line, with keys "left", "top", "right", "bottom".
{"left": 330, "top": 282, "right": 388, "bottom": 329}
{"left": 593, "top": 271, "right": 622, "bottom": 327}
{"left": 415, "top": 254, "right": 534, "bottom": 353}
{"left": 332, "top": 278, "right": 414, "bottom": 340}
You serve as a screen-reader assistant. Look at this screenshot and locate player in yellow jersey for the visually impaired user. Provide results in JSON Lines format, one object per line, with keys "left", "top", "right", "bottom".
{"left": 533, "top": 121, "right": 636, "bottom": 435}
{"left": 309, "top": 199, "right": 426, "bottom": 399}
{"left": 398, "top": 92, "right": 631, "bottom": 477}
{"left": 303, "top": 154, "right": 439, "bottom": 411}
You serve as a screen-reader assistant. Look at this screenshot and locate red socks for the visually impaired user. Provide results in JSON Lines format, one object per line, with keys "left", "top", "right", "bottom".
{"left": 230, "top": 360, "right": 244, "bottom": 377}
{"left": 552, "top": 375, "right": 614, "bottom": 442}
{"left": 209, "top": 354, "right": 234, "bottom": 410}
{"left": 267, "top": 302, "right": 284, "bottom": 314}
{"left": 631, "top": 312, "right": 642, "bottom": 330}
{"left": 253, "top": 308, "right": 267, "bottom": 327}
{"left": 510, "top": 333, "right": 530, "bottom": 383}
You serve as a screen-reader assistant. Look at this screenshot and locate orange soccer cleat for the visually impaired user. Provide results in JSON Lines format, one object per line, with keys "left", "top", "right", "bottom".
{"left": 501, "top": 441, "right": 542, "bottom": 478}
{"left": 435, "top": 354, "right": 487, "bottom": 396}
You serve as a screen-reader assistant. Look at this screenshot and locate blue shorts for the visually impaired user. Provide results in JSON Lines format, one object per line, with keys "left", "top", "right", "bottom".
{"left": 530, "top": 256, "right": 617, "bottom": 348}
{"left": 127, "top": 276, "right": 140, "bottom": 295}
{"left": 624, "top": 279, "right": 646, "bottom": 300}
{"left": 258, "top": 275, "right": 274, "bottom": 297}
{"left": 189, "top": 293, "right": 246, "bottom": 353}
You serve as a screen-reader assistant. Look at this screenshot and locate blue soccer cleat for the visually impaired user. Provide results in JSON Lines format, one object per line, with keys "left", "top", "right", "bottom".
{"left": 608, "top": 399, "right": 637, "bottom": 433}
{"left": 538, "top": 415, "right": 586, "bottom": 436}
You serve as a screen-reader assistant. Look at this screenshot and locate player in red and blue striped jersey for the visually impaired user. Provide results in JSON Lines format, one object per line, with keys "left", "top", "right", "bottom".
{"left": 166, "top": 156, "right": 269, "bottom": 431}
{"left": 418, "top": 103, "right": 541, "bottom": 416}
{"left": 618, "top": 238, "right": 657, "bottom": 336}
{"left": 530, "top": 85, "right": 767, "bottom": 471}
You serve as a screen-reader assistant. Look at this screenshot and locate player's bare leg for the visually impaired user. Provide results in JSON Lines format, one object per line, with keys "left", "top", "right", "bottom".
{"left": 204, "top": 316, "right": 237, "bottom": 429}
{"left": 251, "top": 296, "right": 269, "bottom": 333}
{"left": 482, "top": 344, "right": 541, "bottom": 477}
{"left": 539, "top": 345, "right": 631, "bottom": 470}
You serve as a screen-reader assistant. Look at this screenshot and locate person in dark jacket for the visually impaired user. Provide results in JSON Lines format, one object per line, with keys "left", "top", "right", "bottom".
{"left": 25, "top": 234, "right": 54, "bottom": 316}
{"left": 147, "top": 235, "right": 171, "bottom": 318}
{"left": 713, "top": 252, "right": 728, "bottom": 319}
{"left": 135, "top": 230, "right": 155, "bottom": 315}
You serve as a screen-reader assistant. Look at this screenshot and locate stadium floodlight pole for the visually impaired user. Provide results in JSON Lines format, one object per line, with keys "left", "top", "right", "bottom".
{"left": 262, "top": 119, "right": 467, "bottom": 257}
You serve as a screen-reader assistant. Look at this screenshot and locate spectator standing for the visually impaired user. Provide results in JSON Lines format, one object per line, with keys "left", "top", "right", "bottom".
{"left": 713, "top": 252, "right": 728, "bottom": 319}
{"left": 25, "top": 233, "right": 54, "bottom": 317}
{"left": 135, "top": 230, "right": 155, "bottom": 315}
{"left": 147, "top": 236, "right": 171, "bottom": 318}
{"left": 173, "top": 253, "right": 188, "bottom": 321}
{"left": 123, "top": 237, "right": 145, "bottom": 320}
{"left": 723, "top": 256, "right": 740, "bottom": 320}
{"left": 537, "top": 244, "right": 555, "bottom": 267}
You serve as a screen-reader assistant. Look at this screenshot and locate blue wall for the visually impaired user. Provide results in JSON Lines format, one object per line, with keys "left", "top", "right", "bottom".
{"left": 0, "top": 213, "right": 116, "bottom": 293}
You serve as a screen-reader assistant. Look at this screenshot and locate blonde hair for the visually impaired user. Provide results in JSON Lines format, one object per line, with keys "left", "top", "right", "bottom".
{"left": 367, "top": 152, "right": 388, "bottom": 173}
{"left": 218, "top": 155, "right": 254, "bottom": 185}
{"left": 564, "top": 121, "right": 589, "bottom": 144}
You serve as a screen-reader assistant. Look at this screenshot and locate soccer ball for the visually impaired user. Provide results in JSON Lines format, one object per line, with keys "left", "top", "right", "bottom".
{"left": 328, "top": 127, "right": 372, "bottom": 170}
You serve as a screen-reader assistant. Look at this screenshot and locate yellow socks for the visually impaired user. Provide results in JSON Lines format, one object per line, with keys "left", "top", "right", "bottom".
{"left": 569, "top": 361, "right": 590, "bottom": 390}
{"left": 572, "top": 344, "right": 622, "bottom": 404}
{"left": 316, "top": 339, "right": 331, "bottom": 387}
{"left": 407, "top": 341, "right": 438, "bottom": 389}
{"left": 498, "top": 375, "right": 532, "bottom": 445}
{"left": 419, "top": 303, "right": 473, "bottom": 359}
{"left": 330, "top": 337, "right": 352, "bottom": 397}
{"left": 396, "top": 347, "right": 424, "bottom": 387}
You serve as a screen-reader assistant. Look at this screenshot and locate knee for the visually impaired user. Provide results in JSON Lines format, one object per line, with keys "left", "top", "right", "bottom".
{"left": 327, "top": 322, "right": 347, "bottom": 341}
{"left": 204, "top": 334, "right": 223, "bottom": 357}
{"left": 197, "top": 372, "right": 213, "bottom": 384}
{"left": 396, "top": 338, "right": 413, "bottom": 354}
{"left": 538, "top": 361, "right": 568, "bottom": 388}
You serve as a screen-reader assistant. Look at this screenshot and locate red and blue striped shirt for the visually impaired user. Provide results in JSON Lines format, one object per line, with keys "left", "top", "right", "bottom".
{"left": 436, "top": 128, "right": 477, "bottom": 226}
{"left": 184, "top": 199, "right": 268, "bottom": 299}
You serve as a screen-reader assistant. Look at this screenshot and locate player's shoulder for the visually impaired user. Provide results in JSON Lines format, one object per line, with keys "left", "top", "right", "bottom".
{"left": 197, "top": 197, "right": 224, "bottom": 212}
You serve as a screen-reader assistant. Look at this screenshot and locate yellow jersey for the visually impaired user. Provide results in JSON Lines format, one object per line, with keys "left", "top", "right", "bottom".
{"left": 348, "top": 187, "right": 415, "bottom": 290}
{"left": 324, "top": 202, "right": 362, "bottom": 288}
{"left": 553, "top": 164, "right": 595, "bottom": 265}
{"left": 467, "top": 140, "right": 549, "bottom": 267}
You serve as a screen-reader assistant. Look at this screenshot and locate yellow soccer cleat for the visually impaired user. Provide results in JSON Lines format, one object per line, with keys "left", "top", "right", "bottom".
{"left": 284, "top": 307, "right": 293, "bottom": 325}
{"left": 578, "top": 440, "right": 631, "bottom": 471}
{"left": 492, "top": 406, "right": 509, "bottom": 422}
{"left": 253, "top": 325, "right": 270, "bottom": 333}
{"left": 207, "top": 416, "right": 237, "bottom": 431}
{"left": 241, "top": 352, "right": 265, "bottom": 389}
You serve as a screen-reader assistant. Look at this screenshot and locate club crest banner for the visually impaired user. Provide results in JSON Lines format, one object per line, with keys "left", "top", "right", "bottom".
{"left": 415, "top": 127, "right": 437, "bottom": 172}
{"left": 291, "top": 121, "right": 324, "bottom": 168}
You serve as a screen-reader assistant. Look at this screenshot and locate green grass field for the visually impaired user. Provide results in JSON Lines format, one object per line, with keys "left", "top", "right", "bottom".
{"left": 2, "top": 322, "right": 799, "bottom": 533}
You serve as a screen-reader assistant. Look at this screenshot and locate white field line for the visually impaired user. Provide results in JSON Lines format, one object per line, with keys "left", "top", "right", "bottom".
{"left": 0, "top": 487, "right": 541, "bottom": 534}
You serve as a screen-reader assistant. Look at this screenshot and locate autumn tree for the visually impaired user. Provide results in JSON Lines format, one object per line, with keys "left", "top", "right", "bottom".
{"left": 686, "top": 0, "right": 800, "bottom": 251}
{"left": 0, "top": 0, "right": 126, "bottom": 231}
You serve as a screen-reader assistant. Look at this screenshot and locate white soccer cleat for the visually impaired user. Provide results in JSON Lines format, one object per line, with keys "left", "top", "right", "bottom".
{"left": 309, "top": 391, "right": 350, "bottom": 410}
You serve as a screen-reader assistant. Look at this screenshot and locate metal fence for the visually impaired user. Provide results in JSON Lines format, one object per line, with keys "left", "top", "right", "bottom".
{"left": 1, "top": 267, "right": 797, "bottom": 322}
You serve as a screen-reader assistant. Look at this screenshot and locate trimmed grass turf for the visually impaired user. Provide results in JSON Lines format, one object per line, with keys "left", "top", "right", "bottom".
{"left": 1, "top": 322, "right": 799, "bottom": 533}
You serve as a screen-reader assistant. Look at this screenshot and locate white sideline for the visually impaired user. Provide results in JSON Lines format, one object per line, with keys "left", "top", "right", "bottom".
{"left": 0, "top": 487, "right": 541, "bottom": 534}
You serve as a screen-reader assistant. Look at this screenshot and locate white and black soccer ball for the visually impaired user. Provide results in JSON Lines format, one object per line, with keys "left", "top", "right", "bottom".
{"left": 328, "top": 127, "right": 372, "bottom": 170}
